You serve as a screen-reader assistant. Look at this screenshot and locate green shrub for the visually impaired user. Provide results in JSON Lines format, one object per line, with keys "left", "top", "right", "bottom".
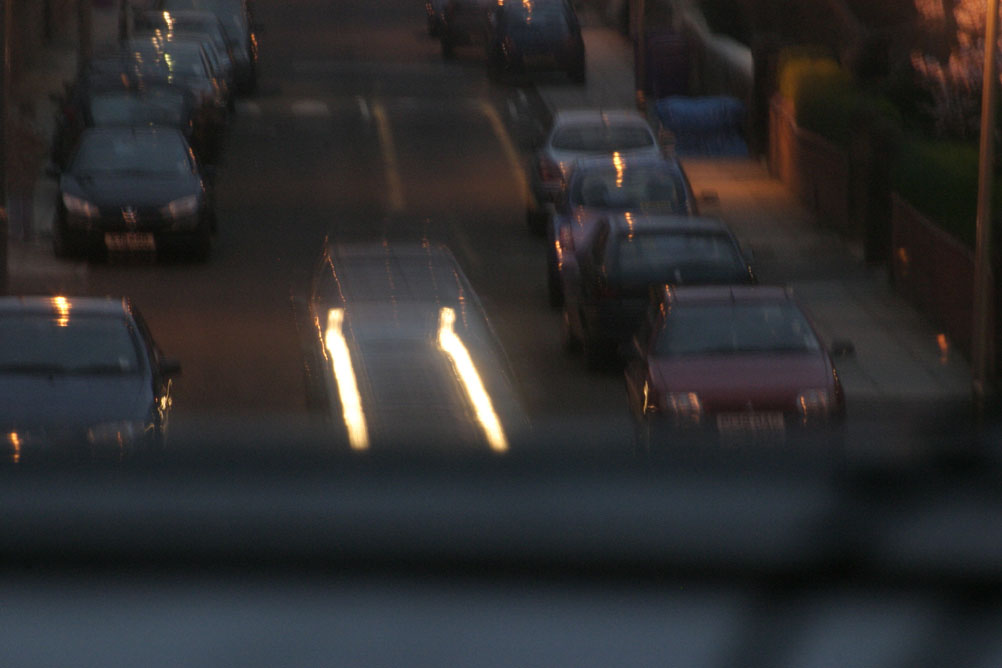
{"left": 890, "top": 138, "right": 1002, "bottom": 249}
{"left": 779, "top": 55, "right": 856, "bottom": 145}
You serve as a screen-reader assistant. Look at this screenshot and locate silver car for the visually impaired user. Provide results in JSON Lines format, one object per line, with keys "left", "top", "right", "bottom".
{"left": 526, "top": 109, "right": 663, "bottom": 234}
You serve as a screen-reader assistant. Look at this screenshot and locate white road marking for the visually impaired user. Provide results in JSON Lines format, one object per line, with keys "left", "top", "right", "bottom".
{"left": 371, "top": 102, "right": 405, "bottom": 213}
{"left": 479, "top": 101, "right": 531, "bottom": 208}
{"left": 356, "top": 96, "right": 371, "bottom": 122}
{"left": 235, "top": 100, "right": 261, "bottom": 116}
{"left": 290, "top": 99, "right": 331, "bottom": 117}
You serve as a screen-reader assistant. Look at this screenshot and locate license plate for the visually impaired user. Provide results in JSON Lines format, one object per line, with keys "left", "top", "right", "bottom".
{"left": 716, "top": 412, "right": 785, "bottom": 434}
{"left": 105, "top": 232, "right": 155, "bottom": 252}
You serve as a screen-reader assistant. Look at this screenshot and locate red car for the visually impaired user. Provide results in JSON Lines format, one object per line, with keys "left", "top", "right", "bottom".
{"left": 624, "top": 285, "right": 849, "bottom": 450}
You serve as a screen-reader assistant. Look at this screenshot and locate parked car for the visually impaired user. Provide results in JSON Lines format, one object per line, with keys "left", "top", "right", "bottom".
{"left": 527, "top": 109, "right": 663, "bottom": 233}
{"left": 307, "top": 242, "right": 528, "bottom": 452}
{"left": 440, "top": 0, "right": 491, "bottom": 59}
{"left": 623, "top": 285, "right": 848, "bottom": 450}
{"left": 560, "top": 213, "right": 756, "bottom": 367}
{"left": 50, "top": 83, "right": 201, "bottom": 169}
{"left": 155, "top": 0, "right": 259, "bottom": 93}
{"left": 121, "top": 34, "right": 230, "bottom": 155}
{"left": 0, "top": 295, "right": 180, "bottom": 462}
{"left": 545, "top": 154, "right": 698, "bottom": 306}
{"left": 51, "top": 126, "right": 216, "bottom": 260}
{"left": 133, "top": 9, "right": 238, "bottom": 91}
{"left": 486, "top": 0, "right": 585, "bottom": 83}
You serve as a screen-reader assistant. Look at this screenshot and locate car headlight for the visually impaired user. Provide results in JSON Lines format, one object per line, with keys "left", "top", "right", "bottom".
{"left": 161, "top": 195, "right": 200, "bottom": 218}
{"left": 62, "top": 193, "right": 99, "bottom": 217}
{"left": 86, "top": 420, "right": 149, "bottom": 447}
{"left": 796, "top": 389, "right": 832, "bottom": 419}
{"left": 665, "top": 391, "right": 702, "bottom": 424}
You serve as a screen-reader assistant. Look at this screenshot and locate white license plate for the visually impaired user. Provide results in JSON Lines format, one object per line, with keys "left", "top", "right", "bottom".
{"left": 105, "top": 232, "right": 155, "bottom": 252}
{"left": 716, "top": 412, "right": 785, "bottom": 434}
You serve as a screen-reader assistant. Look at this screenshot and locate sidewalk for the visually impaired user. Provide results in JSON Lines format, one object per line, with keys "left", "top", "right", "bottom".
{"left": 534, "top": 20, "right": 973, "bottom": 412}
{"left": 7, "top": 4, "right": 121, "bottom": 294}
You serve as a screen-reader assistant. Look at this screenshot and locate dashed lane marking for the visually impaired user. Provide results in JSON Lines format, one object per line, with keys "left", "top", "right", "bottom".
{"left": 479, "top": 101, "right": 531, "bottom": 208}
{"left": 371, "top": 101, "right": 406, "bottom": 213}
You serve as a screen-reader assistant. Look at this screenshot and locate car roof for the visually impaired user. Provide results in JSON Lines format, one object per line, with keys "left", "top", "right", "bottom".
{"left": 0, "top": 296, "right": 131, "bottom": 317}
{"left": 604, "top": 213, "right": 731, "bottom": 234}
{"left": 314, "top": 242, "right": 477, "bottom": 308}
{"left": 551, "top": 109, "right": 650, "bottom": 126}
{"left": 661, "top": 285, "right": 794, "bottom": 306}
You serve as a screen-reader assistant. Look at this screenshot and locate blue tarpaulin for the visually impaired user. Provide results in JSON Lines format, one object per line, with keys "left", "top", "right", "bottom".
{"left": 654, "top": 96, "right": 749, "bottom": 157}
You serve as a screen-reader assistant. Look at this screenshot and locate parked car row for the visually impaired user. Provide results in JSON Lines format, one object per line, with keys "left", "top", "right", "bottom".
{"left": 46, "top": 1, "right": 259, "bottom": 261}
{"left": 524, "top": 104, "right": 847, "bottom": 449}
{"left": 432, "top": 0, "right": 586, "bottom": 84}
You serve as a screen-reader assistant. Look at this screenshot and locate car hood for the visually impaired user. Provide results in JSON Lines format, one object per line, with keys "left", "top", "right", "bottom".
{"left": 651, "top": 353, "right": 833, "bottom": 409}
{"left": 63, "top": 174, "right": 200, "bottom": 208}
{"left": 0, "top": 374, "right": 152, "bottom": 428}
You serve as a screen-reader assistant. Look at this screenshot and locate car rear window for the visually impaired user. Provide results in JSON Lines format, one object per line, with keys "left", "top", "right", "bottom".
{"left": 611, "top": 232, "right": 747, "bottom": 284}
{"left": 502, "top": 7, "right": 571, "bottom": 37}
{"left": 655, "top": 303, "right": 822, "bottom": 356}
{"left": 551, "top": 123, "right": 655, "bottom": 152}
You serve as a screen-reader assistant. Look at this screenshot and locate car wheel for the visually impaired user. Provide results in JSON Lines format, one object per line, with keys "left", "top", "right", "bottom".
{"left": 561, "top": 308, "right": 580, "bottom": 354}
{"left": 441, "top": 36, "right": 455, "bottom": 59}
{"left": 547, "top": 260, "right": 563, "bottom": 308}
{"left": 52, "top": 218, "right": 78, "bottom": 259}
{"left": 526, "top": 206, "right": 546, "bottom": 235}
{"left": 190, "top": 221, "right": 212, "bottom": 261}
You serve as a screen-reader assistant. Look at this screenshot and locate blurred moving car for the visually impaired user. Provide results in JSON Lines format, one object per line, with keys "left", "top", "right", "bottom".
{"left": 0, "top": 296, "right": 180, "bottom": 462}
{"left": 51, "top": 126, "right": 216, "bottom": 260}
{"left": 307, "top": 242, "right": 528, "bottom": 452}
{"left": 624, "top": 285, "right": 847, "bottom": 449}
{"left": 546, "top": 154, "right": 698, "bottom": 306}
{"left": 527, "top": 109, "right": 663, "bottom": 233}
{"left": 560, "top": 213, "right": 755, "bottom": 367}
{"left": 486, "top": 0, "right": 585, "bottom": 83}
{"left": 440, "top": 0, "right": 491, "bottom": 59}
{"left": 155, "top": 0, "right": 259, "bottom": 93}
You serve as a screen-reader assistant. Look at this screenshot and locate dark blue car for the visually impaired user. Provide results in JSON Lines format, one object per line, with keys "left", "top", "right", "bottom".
{"left": 0, "top": 296, "right": 180, "bottom": 462}
{"left": 486, "top": 0, "right": 585, "bottom": 83}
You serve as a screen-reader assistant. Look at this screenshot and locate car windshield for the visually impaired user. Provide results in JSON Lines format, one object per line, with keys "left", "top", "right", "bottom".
{"left": 611, "top": 231, "right": 747, "bottom": 283}
{"left": 0, "top": 314, "right": 141, "bottom": 375}
{"left": 572, "top": 164, "right": 687, "bottom": 211}
{"left": 71, "top": 131, "right": 192, "bottom": 175}
{"left": 551, "top": 122, "right": 655, "bottom": 151}
{"left": 88, "top": 91, "right": 186, "bottom": 126}
{"left": 655, "top": 302, "right": 822, "bottom": 356}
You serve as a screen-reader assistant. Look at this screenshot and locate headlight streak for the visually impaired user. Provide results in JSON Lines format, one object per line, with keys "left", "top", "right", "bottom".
{"left": 325, "top": 309, "right": 369, "bottom": 451}
{"left": 437, "top": 307, "right": 509, "bottom": 453}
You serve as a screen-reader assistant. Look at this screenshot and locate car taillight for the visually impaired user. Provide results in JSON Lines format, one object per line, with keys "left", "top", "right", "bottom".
{"left": 538, "top": 157, "right": 562, "bottom": 183}
{"left": 557, "top": 225, "right": 574, "bottom": 252}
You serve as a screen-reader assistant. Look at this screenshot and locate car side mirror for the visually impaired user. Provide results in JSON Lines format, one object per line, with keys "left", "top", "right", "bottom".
{"left": 698, "top": 189, "right": 719, "bottom": 204}
{"left": 829, "top": 339, "right": 855, "bottom": 357}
